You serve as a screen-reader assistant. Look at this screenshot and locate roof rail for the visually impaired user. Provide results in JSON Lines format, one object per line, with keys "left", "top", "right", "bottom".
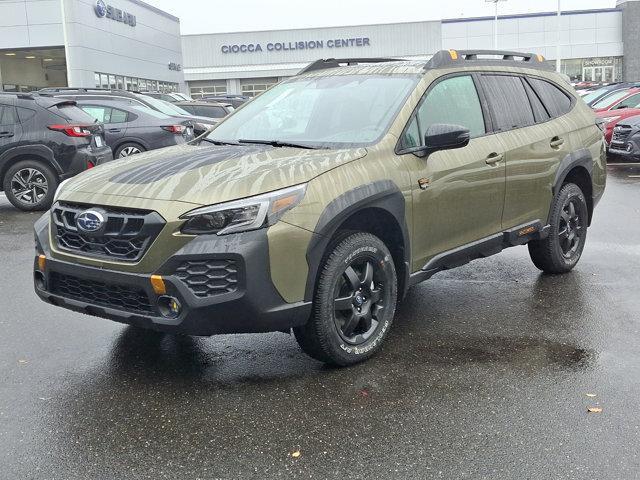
{"left": 425, "top": 49, "right": 552, "bottom": 70}
{"left": 299, "top": 58, "right": 401, "bottom": 75}
{"left": 36, "top": 87, "right": 132, "bottom": 94}
{"left": 0, "top": 92, "right": 35, "bottom": 100}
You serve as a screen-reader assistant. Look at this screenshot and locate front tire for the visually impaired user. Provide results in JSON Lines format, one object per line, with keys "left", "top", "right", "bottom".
{"left": 528, "top": 182, "right": 589, "bottom": 274}
{"left": 294, "top": 232, "right": 397, "bottom": 366}
{"left": 2, "top": 160, "right": 58, "bottom": 211}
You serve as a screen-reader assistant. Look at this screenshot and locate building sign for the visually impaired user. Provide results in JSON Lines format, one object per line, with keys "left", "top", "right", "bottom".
{"left": 95, "top": 0, "right": 137, "bottom": 27}
{"left": 221, "top": 37, "right": 371, "bottom": 54}
{"left": 582, "top": 57, "right": 615, "bottom": 67}
{"left": 168, "top": 62, "right": 182, "bottom": 71}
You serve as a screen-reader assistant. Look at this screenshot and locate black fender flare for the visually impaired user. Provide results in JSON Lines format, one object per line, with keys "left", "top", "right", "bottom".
{"left": 548, "top": 148, "right": 593, "bottom": 223}
{"left": 303, "top": 180, "right": 410, "bottom": 302}
{"left": 0, "top": 144, "right": 61, "bottom": 181}
{"left": 552, "top": 148, "right": 593, "bottom": 197}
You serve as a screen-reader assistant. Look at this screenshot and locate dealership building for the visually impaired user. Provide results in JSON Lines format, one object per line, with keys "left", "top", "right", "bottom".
{"left": 2, "top": 0, "right": 640, "bottom": 97}
{"left": 182, "top": 0, "right": 640, "bottom": 98}
{"left": 0, "top": 0, "right": 184, "bottom": 93}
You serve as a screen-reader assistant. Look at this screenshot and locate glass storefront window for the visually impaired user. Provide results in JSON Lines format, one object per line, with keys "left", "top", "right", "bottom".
{"left": 93, "top": 72, "right": 177, "bottom": 93}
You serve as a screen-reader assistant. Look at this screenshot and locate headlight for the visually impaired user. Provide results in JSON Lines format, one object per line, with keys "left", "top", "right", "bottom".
{"left": 53, "top": 178, "right": 72, "bottom": 203}
{"left": 602, "top": 115, "right": 621, "bottom": 125}
{"left": 180, "top": 183, "right": 307, "bottom": 235}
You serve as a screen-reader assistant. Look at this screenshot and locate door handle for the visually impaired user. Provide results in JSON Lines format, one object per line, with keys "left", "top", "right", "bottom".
{"left": 108, "top": 128, "right": 121, "bottom": 133}
{"left": 485, "top": 152, "right": 504, "bottom": 165}
{"left": 550, "top": 137, "right": 565, "bottom": 148}
{"left": 0, "top": 132, "right": 13, "bottom": 138}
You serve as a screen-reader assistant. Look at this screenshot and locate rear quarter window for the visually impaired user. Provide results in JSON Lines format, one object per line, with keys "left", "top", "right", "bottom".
{"left": 482, "top": 75, "right": 535, "bottom": 131}
{"left": 529, "top": 78, "right": 573, "bottom": 118}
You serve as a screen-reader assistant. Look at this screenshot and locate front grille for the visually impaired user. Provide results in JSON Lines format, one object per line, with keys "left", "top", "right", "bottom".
{"left": 52, "top": 203, "right": 165, "bottom": 262}
{"left": 175, "top": 259, "right": 239, "bottom": 298}
{"left": 50, "top": 272, "right": 153, "bottom": 313}
{"left": 612, "top": 126, "right": 633, "bottom": 144}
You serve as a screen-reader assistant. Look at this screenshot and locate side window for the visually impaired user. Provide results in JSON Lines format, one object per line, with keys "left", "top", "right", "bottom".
{"left": 613, "top": 93, "right": 640, "bottom": 110}
{"left": 402, "top": 117, "right": 420, "bottom": 148}
{"left": 81, "top": 106, "right": 112, "bottom": 123}
{"left": 0, "top": 105, "right": 17, "bottom": 125}
{"left": 529, "top": 78, "right": 573, "bottom": 118}
{"left": 482, "top": 75, "right": 535, "bottom": 131}
{"left": 523, "top": 80, "right": 550, "bottom": 123}
{"left": 110, "top": 108, "right": 129, "bottom": 123}
{"left": 406, "top": 75, "right": 486, "bottom": 147}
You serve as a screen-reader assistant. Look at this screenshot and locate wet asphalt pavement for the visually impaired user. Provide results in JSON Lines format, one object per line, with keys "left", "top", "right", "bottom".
{"left": 1, "top": 164, "right": 639, "bottom": 479}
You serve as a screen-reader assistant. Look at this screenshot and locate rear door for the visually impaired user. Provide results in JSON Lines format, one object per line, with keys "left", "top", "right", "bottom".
{"left": 0, "top": 101, "right": 22, "bottom": 151}
{"left": 80, "top": 105, "right": 128, "bottom": 147}
{"left": 480, "top": 73, "right": 573, "bottom": 229}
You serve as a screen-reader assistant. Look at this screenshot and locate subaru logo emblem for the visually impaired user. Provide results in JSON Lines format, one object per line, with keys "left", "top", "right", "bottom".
{"left": 76, "top": 210, "right": 105, "bottom": 234}
{"left": 95, "top": 0, "right": 107, "bottom": 17}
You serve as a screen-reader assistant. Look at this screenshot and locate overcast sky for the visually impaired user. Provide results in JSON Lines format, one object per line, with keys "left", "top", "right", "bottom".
{"left": 145, "top": 0, "right": 617, "bottom": 34}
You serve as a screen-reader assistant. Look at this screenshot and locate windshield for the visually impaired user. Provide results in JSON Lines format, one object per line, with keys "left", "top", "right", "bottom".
{"left": 592, "top": 89, "right": 633, "bottom": 109}
{"left": 206, "top": 74, "right": 419, "bottom": 148}
{"left": 139, "top": 95, "right": 191, "bottom": 116}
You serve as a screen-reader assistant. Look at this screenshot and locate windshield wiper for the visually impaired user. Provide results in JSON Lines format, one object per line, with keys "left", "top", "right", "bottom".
{"left": 238, "top": 139, "right": 319, "bottom": 150}
{"left": 201, "top": 138, "right": 242, "bottom": 146}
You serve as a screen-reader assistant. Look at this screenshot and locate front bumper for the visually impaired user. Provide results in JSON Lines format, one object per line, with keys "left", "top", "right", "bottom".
{"left": 609, "top": 132, "right": 640, "bottom": 160}
{"left": 33, "top": 216, "right": 311, "bottom": 336}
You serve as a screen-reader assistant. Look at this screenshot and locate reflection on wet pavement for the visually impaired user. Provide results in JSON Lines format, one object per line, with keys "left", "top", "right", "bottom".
{"left": 1, "top": 165, "right": 639, "bottom": 479}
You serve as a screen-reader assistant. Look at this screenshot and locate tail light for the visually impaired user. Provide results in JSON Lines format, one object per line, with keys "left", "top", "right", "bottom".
{"left": 162, "top": 125, "right": 186, "bottom": 134}
{"left": 47, "top": 124, "right": 93, "bottom": 137}
{"left": 86, "top": 161, "right": 95, "bottom": 170}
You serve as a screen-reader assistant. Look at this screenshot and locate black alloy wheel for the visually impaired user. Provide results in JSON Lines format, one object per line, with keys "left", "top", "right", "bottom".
{"left": 558, "top": 196, "right": 584, "bottom": 258}
{"left": 333, "top": 258, "right": 386, "bottom": 345}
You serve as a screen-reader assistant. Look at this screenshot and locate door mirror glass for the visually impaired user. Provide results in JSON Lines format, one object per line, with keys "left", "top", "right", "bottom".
{"left": 424, "top": 123, "right": 470, "bottom": 153}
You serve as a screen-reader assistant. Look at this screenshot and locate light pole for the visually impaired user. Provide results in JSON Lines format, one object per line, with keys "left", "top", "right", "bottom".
{"left": 556, "top": 0, "right": 562, "bottom": 73}
{"left": 485, "top": 0, "right": 507, "bottom": 50}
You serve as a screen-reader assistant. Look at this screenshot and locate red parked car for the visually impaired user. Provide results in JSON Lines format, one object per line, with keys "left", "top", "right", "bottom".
{"left": 592, "top": 87, "right": 640, "bottom": 113}
{"left": 596, "top": 108, "right": 640, "bottom": 144}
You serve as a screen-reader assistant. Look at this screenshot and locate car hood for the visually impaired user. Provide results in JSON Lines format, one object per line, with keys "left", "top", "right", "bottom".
{"left": 58, "top": 142, "right": 367, "bottom": 207}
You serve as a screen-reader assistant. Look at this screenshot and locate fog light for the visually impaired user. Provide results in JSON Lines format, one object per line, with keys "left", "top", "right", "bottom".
{"left": 158, "top": 295, "right": 182, "bottom": 319}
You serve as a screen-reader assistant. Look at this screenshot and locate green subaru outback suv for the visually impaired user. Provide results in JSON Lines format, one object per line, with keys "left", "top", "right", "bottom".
{"left": 34, "top": 50, "right": 606, "bottom": 366}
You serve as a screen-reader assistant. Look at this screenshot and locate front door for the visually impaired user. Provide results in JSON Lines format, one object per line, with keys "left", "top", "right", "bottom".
{"left": 398, "top": 74, "right": 506, "bottom": 271}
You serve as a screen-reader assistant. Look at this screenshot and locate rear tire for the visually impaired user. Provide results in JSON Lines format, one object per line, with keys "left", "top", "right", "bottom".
{"left": 528, "top": 182, "right": 588, "bottom": 274}
{"left": 293, "top": 232, "right": 397, "bottom": 366}
{"left": 115, "top": 142, "right": 145, "bottom": 158}
{"left": 2, "top": 160, "right": 58, "bottom": 211}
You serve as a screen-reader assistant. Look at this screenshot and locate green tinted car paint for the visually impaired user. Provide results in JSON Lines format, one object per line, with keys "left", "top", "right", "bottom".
{"left": 34, "top": 51, "right": 606, "bottom": 354}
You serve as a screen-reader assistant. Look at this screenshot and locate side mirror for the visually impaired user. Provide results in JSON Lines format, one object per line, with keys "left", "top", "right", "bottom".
{"left": 424, "top": 123, "right": 471, "bottom": 153}
{"left": 403, "top": 123, "right": 471, "bottom": 158}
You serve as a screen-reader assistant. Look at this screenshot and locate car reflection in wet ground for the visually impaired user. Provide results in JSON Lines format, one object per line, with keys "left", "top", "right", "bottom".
{"left": 1, "top": 163, "right": 639, "bottom": 479}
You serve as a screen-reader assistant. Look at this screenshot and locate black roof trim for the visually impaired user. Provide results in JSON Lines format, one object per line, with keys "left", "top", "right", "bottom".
{"left": 299, "top": 58, "right": 402, "bottom": 75}
{"left": 425, "top": 50, "right": 553, "bottom": 71}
